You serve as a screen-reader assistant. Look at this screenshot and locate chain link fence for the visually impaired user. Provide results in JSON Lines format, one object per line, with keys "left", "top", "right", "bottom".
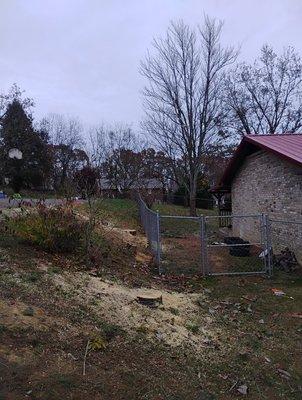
{"left": 137, "top": 195, "right": 302, "bottom": 277}
{"left": 137, "top": 194, "right": 161, "bottom": 273}
{"left": 269, "top": 218, "right": 302, "bottom": 270}
{"left": 160, "top": 215, "right": 202, "bottom": 275}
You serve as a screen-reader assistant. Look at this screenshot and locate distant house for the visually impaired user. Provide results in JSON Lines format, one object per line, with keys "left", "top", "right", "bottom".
{"left": 99, "top": 178, "right": 165, "bottom": 201}
{"left": 213, "top": 134, "right": 302, "bottom": 262}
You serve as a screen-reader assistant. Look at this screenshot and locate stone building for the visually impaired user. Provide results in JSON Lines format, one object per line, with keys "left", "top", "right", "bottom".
{"left": 214, "top": 134, "right": 302, "bottom": 263}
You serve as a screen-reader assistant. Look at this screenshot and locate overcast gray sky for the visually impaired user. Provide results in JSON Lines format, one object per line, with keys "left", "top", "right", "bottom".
{"left": 1, "top": 0, "right": 302, "bottom": 132}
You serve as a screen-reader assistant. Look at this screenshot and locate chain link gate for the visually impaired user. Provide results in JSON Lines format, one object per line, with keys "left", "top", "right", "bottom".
{"left": 201, "top": 214, "right": 272, "bottom": 276}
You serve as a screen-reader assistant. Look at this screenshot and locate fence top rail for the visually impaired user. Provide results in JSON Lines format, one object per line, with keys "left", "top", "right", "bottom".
{"left": 160, "top": 215, "right": 200, "bottom": 220}
{"left": 137, "top": 195, "right": 158, "bottom": 215}
{"left": 141, "top": 205, "right": 158, "bottom": 215}
{"left": 207, "top": 242, "right": 263, "bottom": 247}
{"left": 148, "top": 209, "right": 158, "bottom": 216}
{"left": 205, "top": 214, "right": 262, "bottom": 219}
{"left": 269, "top": 219, "right": 302, "bottom": 225}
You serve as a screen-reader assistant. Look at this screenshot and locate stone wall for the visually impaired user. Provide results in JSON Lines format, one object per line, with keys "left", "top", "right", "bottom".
{"left": 231, "top": 150, "right": 302, "bottom": 263}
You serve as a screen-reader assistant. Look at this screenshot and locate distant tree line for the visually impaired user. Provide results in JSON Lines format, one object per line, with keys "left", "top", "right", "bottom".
{"left": 0, "top": 88, "right": 175, "bottom": 196}
{"left": 1, "top": 15, "right": 301, "bottom": 213}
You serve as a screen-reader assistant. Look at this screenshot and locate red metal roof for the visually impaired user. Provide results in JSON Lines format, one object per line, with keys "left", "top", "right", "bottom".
{"left": 214, "top": 134, "right": 302, "bottom": 192}
{"left": 245, "top": 134, "right": 302, "bottom": 165}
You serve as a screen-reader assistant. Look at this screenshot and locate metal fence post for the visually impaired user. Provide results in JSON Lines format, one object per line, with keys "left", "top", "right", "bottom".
{"left": 260, "top": 214, "right": 267, "bottom": 273}
{"left": 264, "top": 214, "right": 273, "bottom": 277}
{"left": 156, "top": 211, "right": 162, "bottom": 274}
{"left": 200, "top": 215, "right": 207, "bottom": 276}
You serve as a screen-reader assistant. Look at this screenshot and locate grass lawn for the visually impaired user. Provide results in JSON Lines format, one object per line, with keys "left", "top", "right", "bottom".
{"left": 153, "top": 202, "right": 217, "bottom": 217}
{"left": 153, "top": 203, "right": 217, "bottom": 238}
{"left": 95, "top": 198, "right": 140, "bottom": 229}
{"left": 77, "top": 198, "right": 140, "bottom": 231}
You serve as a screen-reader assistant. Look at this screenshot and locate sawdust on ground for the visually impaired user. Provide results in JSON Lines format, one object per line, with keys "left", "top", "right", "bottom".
{"left": 52, "top": 272, "right": 220, "bottom": 352}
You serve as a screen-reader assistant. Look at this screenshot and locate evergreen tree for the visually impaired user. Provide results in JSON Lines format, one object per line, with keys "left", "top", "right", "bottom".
{"left": 0, "top": 100, "right": 50, "bottom": 192}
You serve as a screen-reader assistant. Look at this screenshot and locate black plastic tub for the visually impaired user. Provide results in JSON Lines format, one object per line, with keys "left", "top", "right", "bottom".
{"left": 224, "top": 237, "right": 251, "bottom": 257}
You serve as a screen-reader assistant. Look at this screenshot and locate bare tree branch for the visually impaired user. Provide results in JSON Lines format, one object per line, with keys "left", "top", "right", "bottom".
{"left": 225, "top": 45, "right": 302, "bottom": 135}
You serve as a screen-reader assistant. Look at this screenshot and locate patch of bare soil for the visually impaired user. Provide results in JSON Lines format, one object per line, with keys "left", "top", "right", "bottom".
{"left": 161, "top": 235, "right": 264, "bottom": 275}
{"left": 161, "top": 235, "right": 202, "bottom": 275}
{"left": 52, "top": 272, "right": 219, "bottom": 351}
{"left": 101, "top": 222, "right": 148, "bottom": 247}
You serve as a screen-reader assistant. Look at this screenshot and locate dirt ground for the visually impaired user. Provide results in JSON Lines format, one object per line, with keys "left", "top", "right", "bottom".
{"left": 161, "top": 235, "right": 265, "bottom": 276}
{"left": 0, "top": 201, "right": 301, "bottom": 399}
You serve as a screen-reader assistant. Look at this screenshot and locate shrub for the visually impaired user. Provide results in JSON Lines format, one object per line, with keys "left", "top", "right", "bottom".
{"left": 7, "top": 204, "right": 87, "bottom": 253}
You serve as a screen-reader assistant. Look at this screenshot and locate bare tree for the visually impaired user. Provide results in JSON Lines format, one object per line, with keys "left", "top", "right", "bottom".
{"left": 89, "top": 123, "right": 143, "bottom": 167}
{"left": 89, "top": 123, "right": 146, "bottom": 193}
{"left": 74, "top": 166, "right": 100, "bottom": 263}
{"left": 140, "top": 16, "right": 237, "bottom": 215}
{"left": 40, "top": 114, "right": 86, "bottom": 191}
{"left": 88, "top": 123, "right": 109, "bottom": 169}
{"left": 225, "top": 45, "right": 302, "bottom": 135}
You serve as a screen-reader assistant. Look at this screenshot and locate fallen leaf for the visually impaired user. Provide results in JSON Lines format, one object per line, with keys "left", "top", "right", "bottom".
{"left": 271, "top": 288, "right": 285, "bottom": 296}
{"left": 277, "top": 369, "right": 291, "bottom": 379}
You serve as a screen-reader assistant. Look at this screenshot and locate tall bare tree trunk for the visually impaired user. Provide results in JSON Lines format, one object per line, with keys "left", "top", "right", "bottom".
{"left": 189, "top": 191, "right": 196, "bottom": 216}
{"left": 189, "top": 175, "right": 197, "bottom": 216}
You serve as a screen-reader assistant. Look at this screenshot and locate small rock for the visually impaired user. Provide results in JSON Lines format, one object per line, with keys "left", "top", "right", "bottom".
{"left": 137, "top": 294, "right": 163, "bottom": 307}
{"left": 22, "top": 307, "right": 34, "bottom": 317}
{"left": 237, "top": 384, "right": 248, "bottom": 395}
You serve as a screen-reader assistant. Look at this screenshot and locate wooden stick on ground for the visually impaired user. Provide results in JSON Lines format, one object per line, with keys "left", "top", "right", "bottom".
{"left": 83, "top": 340, "right": 90, "bottom": 376}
